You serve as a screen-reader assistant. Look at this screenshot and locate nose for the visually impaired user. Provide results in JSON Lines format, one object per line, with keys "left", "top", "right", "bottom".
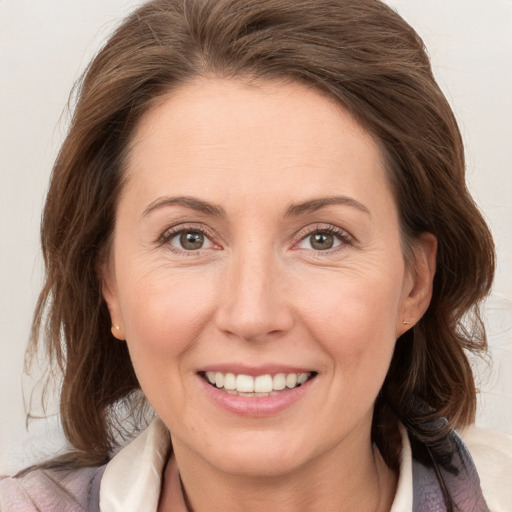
{"left": 214, "top": 246, "right": 294, "bottom": 342}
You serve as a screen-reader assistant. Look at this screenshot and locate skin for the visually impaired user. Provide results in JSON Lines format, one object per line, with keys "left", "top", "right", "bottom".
{"left": 102, "top": 78, "right": 436, "bottom": 512}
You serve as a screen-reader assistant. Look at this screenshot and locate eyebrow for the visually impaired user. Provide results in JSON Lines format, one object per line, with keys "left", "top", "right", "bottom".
{"left": 284, "top": 196, "right": 370, "bottom": 217}
{"left": 143, "top": 194, "right": 370, "bottom": 219}
{"left": 143, "top": 196, "right": 226, "bottom": 218}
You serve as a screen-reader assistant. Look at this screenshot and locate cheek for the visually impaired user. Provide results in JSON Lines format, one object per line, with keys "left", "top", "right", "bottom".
{"left": 118, "top": 266, "right": 219, "bottom": 371}
{"left": 298, "top": 275, "right": 402, "bottom": 422}
{"left": 116, "top": 267, "right": 222, "bottom": 420}
{"left": 294, "top": 266, "right": 404, "bottom": 376}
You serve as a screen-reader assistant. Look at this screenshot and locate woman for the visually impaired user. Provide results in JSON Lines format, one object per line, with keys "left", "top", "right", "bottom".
{"left": 1, "top": 0, "right": 510, "bottom": 510}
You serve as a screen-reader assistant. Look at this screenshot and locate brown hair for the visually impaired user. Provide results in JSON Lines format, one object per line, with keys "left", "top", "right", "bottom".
{"left": 29, "top": 0, "right": 494, "bottom": 471}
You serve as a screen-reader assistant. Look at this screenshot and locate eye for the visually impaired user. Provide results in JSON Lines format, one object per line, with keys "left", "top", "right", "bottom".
{"left": 298, "top": 232, "right": 340, "bottom": 251}
{"left": 167, "top": 229, "right": 215, "bottom": 251}
{"left": 295, "top": 226, "right": 351, "bottom": 252}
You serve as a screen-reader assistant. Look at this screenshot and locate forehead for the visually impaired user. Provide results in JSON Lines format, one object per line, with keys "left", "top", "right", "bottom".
{"left": 123, "top": 77, "right": 394, "bottom": 216}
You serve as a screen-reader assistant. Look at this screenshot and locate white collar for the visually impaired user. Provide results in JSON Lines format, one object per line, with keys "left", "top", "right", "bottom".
{"left": 100, "top": 417, "right": 171, "bottom": 512}
{"left": 99, "top": 417, "right": 413, "bottom": 512}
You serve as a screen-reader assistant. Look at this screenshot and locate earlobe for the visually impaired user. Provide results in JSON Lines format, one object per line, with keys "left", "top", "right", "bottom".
{"left": 111, "top": 323, "right": 124, "bottom": 339}
{"left": 98, "top": 260, "right": 126, "bottom": 340}
{"left": 397, "top": 233, "right": 437, "bottom": 337}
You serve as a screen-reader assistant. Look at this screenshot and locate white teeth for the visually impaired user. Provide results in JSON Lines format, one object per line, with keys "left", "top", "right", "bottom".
{"left": 254, "top": 374, "right": 273, "bottom": 393}
{"left": 273, "top": 373, "right": 286, "bottom": 391}
{"left": 223, "top": 372, "right": 236, "bottom": 390}
{"left": 286, "top": 373, "right": 298, "bottom": 388}
{"left": 297, "top": 373, "right": 309, "bottom": 385}
{"left": 215, "top": 372, "right": 224, "bottom": 388}
{"left": 204, "top": 371, "right": 313, "bottom": 394}
{"left": 236, "top": 374, "right": 254, "bottom": 393}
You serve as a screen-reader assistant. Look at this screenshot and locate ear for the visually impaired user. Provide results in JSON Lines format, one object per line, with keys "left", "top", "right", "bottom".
{"left": 396, "top": 232, "right": 437, "bottom": 337}
{"left": 98, "top": 259, "right": 126, "bottom": 340}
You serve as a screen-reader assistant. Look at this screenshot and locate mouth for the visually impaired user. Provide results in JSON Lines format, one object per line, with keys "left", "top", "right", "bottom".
{"left": 199, "top": 371, "right": 317, "bottom": 397}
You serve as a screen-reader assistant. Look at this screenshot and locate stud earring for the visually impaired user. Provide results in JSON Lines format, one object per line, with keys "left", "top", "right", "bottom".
{"left": 113, "top": 324, "right": 120, "bottom": 330}
{"left": 402, "top": 320, "right": 412, "bottom": 326}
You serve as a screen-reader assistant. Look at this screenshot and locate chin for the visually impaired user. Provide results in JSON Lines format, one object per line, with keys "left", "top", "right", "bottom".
{"left": 200, "top": 432, "right": 317, "bottom": 478}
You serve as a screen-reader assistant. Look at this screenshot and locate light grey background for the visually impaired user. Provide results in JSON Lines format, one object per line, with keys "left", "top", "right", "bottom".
{"left": 1, "top": 0, "right": 511, "bottom": 473}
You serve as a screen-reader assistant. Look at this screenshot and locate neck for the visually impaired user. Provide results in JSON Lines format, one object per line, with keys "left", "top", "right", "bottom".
{"left": 160, "top": 432, "right": 397, "bottom": 512}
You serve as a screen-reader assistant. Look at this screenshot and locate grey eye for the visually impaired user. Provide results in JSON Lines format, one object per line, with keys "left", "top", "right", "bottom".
{"left": 169, "top": 230, "right": 212, "bottom": 251}
{"left": 181, "top": 231, "right": 204, "bottom": 250}
{"left": 310, "top": 233, "right": 335, "bottom": 250}
{"left": 297, "top": 231, "right": 343, "bottom": 251}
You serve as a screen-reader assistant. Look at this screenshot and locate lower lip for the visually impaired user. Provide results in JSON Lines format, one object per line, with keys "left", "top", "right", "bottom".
{"left": 199, "top": 376, "right": 315, "bottom": 417}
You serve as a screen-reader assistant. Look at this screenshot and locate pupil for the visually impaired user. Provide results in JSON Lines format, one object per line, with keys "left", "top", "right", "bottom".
{"left": 311, "top": 233, "right": 333, "bottom": 250}
{"left": 180, "top": 231, "right": 204, "bottom": 250}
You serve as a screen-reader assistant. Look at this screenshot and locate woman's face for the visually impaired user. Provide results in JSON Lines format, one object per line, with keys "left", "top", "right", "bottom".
{"left": 103, "top": 78, "right": 435, "bottom": 477}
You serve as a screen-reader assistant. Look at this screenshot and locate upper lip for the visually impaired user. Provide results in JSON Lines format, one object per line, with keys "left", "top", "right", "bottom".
{"left": 199, "top": 364, "right": 316, "bottom": 376}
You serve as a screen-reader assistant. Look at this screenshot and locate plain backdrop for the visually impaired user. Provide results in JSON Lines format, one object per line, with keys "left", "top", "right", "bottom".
{"left": 1, "top": 0, "right": 511, "bottom": 473}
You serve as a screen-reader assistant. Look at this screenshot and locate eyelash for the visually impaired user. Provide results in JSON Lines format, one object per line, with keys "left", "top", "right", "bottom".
{"left": 158, "top": 224, "right": 218, "bottom": 255}
{"left": 158, "top": 223, "right": 354, "bottom": 255}
{"left": 292, "top": 224, "right": 354, "bottom": 254}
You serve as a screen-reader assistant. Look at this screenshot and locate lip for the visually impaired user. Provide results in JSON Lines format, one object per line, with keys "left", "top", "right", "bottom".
{"left": 200, "top": 364, "right": 314, "bottom": 376}
{"left": 198, "top": 370, "right": 316, "bottom": 417}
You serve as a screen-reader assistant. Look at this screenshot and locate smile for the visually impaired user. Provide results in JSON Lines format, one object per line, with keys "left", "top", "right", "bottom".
{"left": 202, "top": 371, "right": 316, "bottom": 396}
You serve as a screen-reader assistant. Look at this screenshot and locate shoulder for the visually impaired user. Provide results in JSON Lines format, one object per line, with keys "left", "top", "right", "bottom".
{"left": 459, "top": 425, "right": 512, "bottom": 512}
{"left": 0, "top": 464, "right": 105, "bottom": 512}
